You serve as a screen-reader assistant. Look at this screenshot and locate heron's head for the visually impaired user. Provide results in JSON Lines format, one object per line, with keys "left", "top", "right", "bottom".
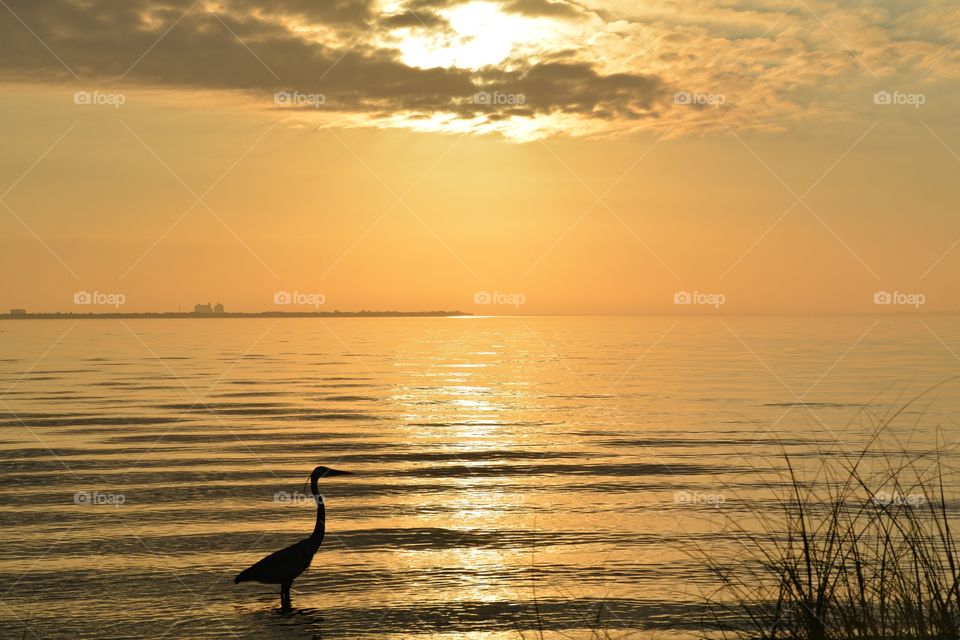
{"left": 307, "top": 466, "right": 353, "bottom": 496}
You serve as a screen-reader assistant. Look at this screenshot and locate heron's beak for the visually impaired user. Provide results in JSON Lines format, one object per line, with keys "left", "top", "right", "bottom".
{"left": 322, "top": 468, "right": 353, "bottom": 477}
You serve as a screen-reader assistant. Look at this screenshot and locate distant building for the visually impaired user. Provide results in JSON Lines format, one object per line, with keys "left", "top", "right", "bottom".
{"left": 214, "top": 302, "right": 225, "bottom": 314}
{"left": 194, "top": 303, "right": 213, "bottom": 314}
{"left": 10, "top": 309, "right": 26, "bottom": 316}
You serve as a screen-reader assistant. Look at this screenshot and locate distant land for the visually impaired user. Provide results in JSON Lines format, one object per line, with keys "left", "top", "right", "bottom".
{"left": 1, "top": 310, "right": 469, "bottom": 320}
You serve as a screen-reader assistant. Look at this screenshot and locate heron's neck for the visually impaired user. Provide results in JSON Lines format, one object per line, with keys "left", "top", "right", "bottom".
{"left": 311, "top": 494, "right": 326, "bottom": 541}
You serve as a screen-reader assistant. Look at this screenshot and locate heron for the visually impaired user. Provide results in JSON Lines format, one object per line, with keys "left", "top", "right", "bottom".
{"left": 234, "top": 466, "right": 353, "bottom": 611}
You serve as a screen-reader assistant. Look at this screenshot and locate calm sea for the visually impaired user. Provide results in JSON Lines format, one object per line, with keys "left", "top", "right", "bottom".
{"left": 1, "top": 316, "right": 958, "bottom": 639}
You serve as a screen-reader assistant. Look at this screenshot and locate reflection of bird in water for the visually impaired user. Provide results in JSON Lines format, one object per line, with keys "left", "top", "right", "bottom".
{"left": 235, "top": 466, "right": 353, "bottom": 611}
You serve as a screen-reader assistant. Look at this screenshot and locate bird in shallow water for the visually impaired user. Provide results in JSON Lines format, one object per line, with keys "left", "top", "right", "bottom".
{"left": 234, "top": 466, "right": 353, "bottom": 611}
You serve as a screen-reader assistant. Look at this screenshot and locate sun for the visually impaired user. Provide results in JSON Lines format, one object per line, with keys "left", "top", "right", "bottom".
{"left": 392, "top": 1, "right": 559, "bottom": 70}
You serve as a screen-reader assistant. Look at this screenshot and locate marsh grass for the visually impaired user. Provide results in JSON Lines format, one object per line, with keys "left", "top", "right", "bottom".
{"left": 697, "top": 384, "right": 960, "bottom": 640}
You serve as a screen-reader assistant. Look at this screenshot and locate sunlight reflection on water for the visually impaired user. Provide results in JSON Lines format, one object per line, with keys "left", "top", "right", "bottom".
{"left": 0, "top": 316, "right": 958, "bottom": 638}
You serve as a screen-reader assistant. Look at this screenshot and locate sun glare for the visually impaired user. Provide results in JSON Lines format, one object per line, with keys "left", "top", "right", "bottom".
{"left": 395, "top": 1, "right": 555, "bottom": 70}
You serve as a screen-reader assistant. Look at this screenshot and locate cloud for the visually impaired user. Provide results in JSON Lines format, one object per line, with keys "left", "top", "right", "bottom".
{"left": 480, "top": 62, "right": 664, "bottom": 119}
{"left": 0, "top": 0, "right": 666, "bottom": 134}
{"left": 0, "top": 0, "right": 957, "bottom": 140}
{"left": 501, "top": 0, "right": 588, "bottom": 19}
{"left": 379, "top": 10, "right": 450, "bottom": 29}
{"left": 228, "top": 0, "right": 378, "bottom": 27}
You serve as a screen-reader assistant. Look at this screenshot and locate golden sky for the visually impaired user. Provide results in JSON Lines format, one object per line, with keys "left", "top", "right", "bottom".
{"left": 0, "top": 0, "right": 958, "bottom": 314}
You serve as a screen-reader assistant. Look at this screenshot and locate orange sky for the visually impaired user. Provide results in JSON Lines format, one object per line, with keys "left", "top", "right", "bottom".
{"left": 1, "top": 1, "right": 958, "bottom": 314}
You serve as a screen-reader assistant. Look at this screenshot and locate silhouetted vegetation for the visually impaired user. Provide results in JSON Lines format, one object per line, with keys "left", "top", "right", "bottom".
{"left": 698, "top": 385, "right": 960, "bottom": 640}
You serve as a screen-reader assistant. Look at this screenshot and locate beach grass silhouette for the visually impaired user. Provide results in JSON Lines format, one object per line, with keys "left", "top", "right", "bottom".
{"left": 690, "top": 382, "right": 960, "bottom": 640}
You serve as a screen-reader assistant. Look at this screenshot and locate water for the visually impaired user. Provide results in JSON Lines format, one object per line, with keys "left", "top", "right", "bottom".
{"left": 1, "top": 316, "right": 958, "bottom": 639}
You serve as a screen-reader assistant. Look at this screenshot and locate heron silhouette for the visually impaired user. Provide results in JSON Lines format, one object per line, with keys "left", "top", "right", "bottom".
{"left": 234, "top": 466, "right": 353, "bottom": 611}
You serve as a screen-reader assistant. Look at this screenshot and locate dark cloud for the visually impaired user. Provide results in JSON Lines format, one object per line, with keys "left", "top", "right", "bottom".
{"left": 379, "top": 10, "right": 450, "bottom": 29}
{"left": 0, "top": 0, "right": 667, "bottom": 126}
{"left": 403, "top": 0, "right": 587, "bottom": 20}
{"left": 495, "top": 62, "right": 663, "bottom": 119}
{"left": 501, "top": 0, "right": 587, "bottom": 19}
{"left": 229, "top": 0, "right": 378, "bottom": 27}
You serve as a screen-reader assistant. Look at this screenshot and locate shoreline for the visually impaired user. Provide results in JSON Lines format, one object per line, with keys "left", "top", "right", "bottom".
{"left": 0, "top": 311, "right": 469, "bottom": 320}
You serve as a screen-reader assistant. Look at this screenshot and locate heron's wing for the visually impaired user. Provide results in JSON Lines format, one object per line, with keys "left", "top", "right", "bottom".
{"left": 234, "top": 538, "right": 316, "bottom": 584}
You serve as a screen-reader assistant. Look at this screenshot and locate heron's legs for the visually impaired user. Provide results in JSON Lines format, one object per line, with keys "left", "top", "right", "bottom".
{"left": 280, "top": 581, "right": 293, "bottom": 611}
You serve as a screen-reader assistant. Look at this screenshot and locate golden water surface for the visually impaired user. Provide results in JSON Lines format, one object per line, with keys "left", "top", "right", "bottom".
{"left": 1, "top": 316, "right": 958, "bottom": 639}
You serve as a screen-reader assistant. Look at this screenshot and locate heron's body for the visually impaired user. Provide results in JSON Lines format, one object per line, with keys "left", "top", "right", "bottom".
{"left": 234, "top": 467, "right": 350, "bottom": 611}
{"left": 235, "top": 497, "right": 324, "bottom": 585}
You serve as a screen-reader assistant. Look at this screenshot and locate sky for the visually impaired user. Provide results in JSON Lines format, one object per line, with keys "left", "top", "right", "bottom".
{"left": 0, "top": 0, "right": 958, "bottom": 314}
